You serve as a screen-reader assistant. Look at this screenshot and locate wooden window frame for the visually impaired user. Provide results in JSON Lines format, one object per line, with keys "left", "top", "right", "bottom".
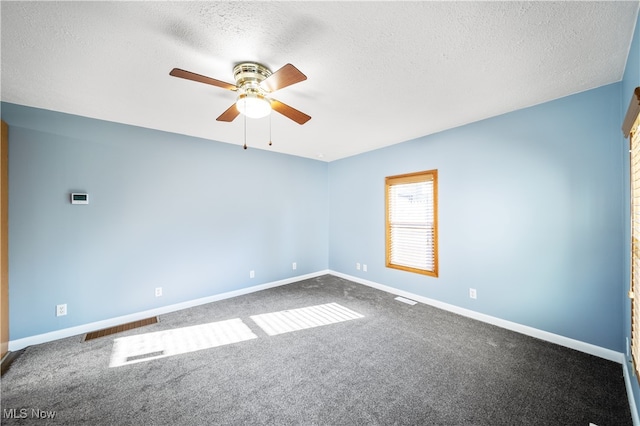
{"left": 623, "top": 87, "right": 640, "bottom": 138}
{"left": 385, "top": 169, "right": 438, "bottom": 277}
{"left": 625, "top": 87, "right": 640, "bottom": 378}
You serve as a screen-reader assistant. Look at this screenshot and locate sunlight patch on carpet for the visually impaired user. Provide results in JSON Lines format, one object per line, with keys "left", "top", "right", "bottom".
{"left": 109, "top": 318, "right": 257, "bottom": 367}
{"left": 250, "top": 303, "right": 364, "bottom": 336}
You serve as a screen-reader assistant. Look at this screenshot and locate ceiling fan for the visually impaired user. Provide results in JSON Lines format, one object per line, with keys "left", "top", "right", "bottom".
{"left": 169, "top": 62, "right": 311, "bottom": 125}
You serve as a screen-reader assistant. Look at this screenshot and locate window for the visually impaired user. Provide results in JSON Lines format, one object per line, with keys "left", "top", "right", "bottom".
{"left": 385, "top": 170, "right": 438, "bottom": 277}
{"left": 626, "top": 87, "right": 640, "bottom": 377}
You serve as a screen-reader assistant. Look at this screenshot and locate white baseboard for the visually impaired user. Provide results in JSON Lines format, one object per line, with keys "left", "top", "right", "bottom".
{"left": 8, "top": 268, "right": 626, "bottom": 364}
{"left": 623, "top": 360, "right": 640, "bottom": 426}
{"left": 8, "top": 270, "right": 330, "bottom": 351}
{"left": 329, "top": 270, "right": 625, "bottom": 364}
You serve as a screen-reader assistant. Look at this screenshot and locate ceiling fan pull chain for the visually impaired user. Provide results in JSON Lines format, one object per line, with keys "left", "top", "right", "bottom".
{"left": 269, "top": 114, "right": 273, "bottom": 146}
{"left": 243, "top": 113, "right": 248, "bottom": 150}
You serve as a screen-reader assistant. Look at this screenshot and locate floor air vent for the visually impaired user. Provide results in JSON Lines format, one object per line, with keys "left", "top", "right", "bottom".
{"left": 395, "top": 296, "right": 417, "bottom": 305}
{"left": 126, "top": 351, "right": 165, "bottom": 362}
{"left": 84, "top": 317, "right": 158, "bottom": 341}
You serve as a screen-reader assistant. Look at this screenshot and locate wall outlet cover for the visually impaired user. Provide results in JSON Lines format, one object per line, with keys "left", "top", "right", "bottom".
{"left": 56, "top": 304, "right": 67, "bottom": 317}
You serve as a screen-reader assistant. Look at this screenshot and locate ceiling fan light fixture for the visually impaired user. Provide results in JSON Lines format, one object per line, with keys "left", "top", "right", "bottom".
{"left": 236, "top": 94, "right": 271, "bottom": 119}
{"left": 170, "top": 62, "right": 309, "bottom": 124}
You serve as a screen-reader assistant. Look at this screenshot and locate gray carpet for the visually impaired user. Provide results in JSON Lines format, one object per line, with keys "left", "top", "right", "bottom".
{"left": 0, "top": 275, "right": 632, "bottom": 425}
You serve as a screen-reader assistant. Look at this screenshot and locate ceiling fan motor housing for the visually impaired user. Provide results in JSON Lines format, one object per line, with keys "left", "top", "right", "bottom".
{"left": 233, "top": 63, "right": 272, "bottom": 96}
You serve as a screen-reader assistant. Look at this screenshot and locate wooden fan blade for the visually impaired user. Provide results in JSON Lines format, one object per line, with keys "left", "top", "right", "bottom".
{"left": 270, "top": 99, "right": 311, "bottom": 125}
{"left": 170, "top": 68, "right": 237, "bottom": 91}
{"left": 260, "top": 64, "right": 307, "bottom": 93}
{"left": 216, "top": 103, "right": 240, "bottom": 122}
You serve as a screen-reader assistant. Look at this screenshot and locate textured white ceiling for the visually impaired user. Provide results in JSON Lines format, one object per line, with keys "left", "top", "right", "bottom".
{"left": 1, "top": 1, "right": 639, "bottom": 161}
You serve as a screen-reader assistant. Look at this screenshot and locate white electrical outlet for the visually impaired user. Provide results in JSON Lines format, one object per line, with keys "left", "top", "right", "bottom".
{"left": 250, "top": 270, "right": 255, "bottom": 278}
{"left": 292, "top": 262, "right": 297, "bottom": 270}
{"left": 469, "top": 288, "right": 477, "bottom": 299}
{"left": 363, "top": 264, "right": 368, "bottom": 272}
{"left": 155, "top": 287, "right": 162, "bottom": 297}
{"left": 356, "top": 262, "right": 361, "bottom": 270}
{"left": 56, "top": 304, "right": 67, "bottom": 317}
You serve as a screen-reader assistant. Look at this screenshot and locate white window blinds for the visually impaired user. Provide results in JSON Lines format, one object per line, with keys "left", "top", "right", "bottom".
{"left": 385, "top": 170, "right": 438, "bottom": 277}
{"left": 629, "top": 112, "right": 640, "bottom": 377}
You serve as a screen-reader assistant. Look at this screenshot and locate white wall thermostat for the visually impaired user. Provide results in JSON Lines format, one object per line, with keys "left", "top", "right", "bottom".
{"left": 71, "top": 193, "right": 89, "bottom": 204}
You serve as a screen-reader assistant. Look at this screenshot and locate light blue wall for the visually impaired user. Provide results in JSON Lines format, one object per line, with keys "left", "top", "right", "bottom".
{"left": 622, "top": 8, "right": 640, "bottom": 419}
{"left": 329, "top": 83, "right": 624, "bottom": 351}
{"left": 2, "top": 102, "right": 328, "bottom": 339}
